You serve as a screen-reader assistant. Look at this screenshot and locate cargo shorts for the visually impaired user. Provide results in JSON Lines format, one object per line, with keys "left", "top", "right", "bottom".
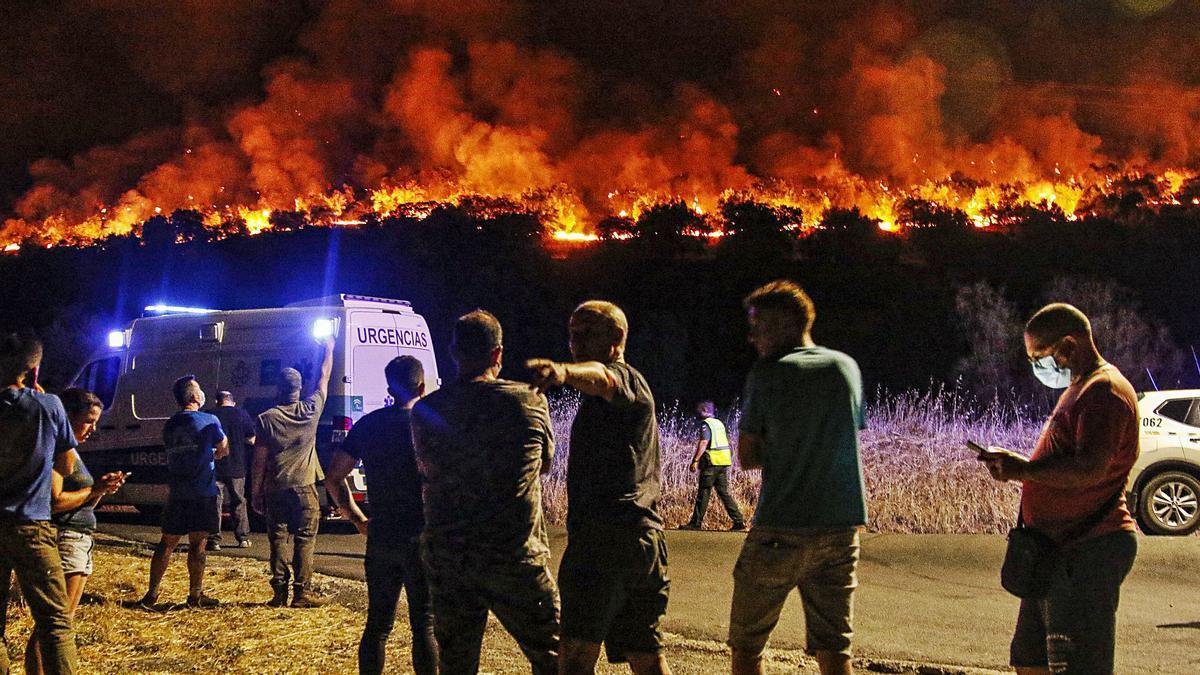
{"left": 728, "top": 527, "right": 860, "bottom": 657}
{"left": 559, "top": 527, "right": 669, "bottom": 662}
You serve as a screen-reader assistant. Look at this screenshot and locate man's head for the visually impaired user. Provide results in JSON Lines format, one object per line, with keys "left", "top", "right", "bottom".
{"left": 452, "top": 310, "right": 503, "bottom": 379}
{"left": 385, "top": 355, "right": 425, "bottom": 405}
{"left": 569, "top": 300, "right": 628, "bottom": 363}
{"left": 1023, "top": 303, "right": 1094, "bottom": 370}
{"left": 215, "top": 390, "right": 234, "bottom": 406}
{"left": 173, "top": 375, "right": 206, "bottom": 409}
{"left": 696, "top": 400, "right": 716, "bottom": 418}
{"left": 278, "top": 367, "right": 303, "bottom": 403}
{"left": 743, "top": 280, "right": 815, "bottom": 357}
{"left": 60, "top": 387, "right": 103, "bottom": 444}
{"left": 0, "top": 333, "right": 42, "bottom": 388}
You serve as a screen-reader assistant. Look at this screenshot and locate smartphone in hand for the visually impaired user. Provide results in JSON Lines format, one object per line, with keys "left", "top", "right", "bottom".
{"left": 967, "top": 440, "right": 1003, "bottom": 459}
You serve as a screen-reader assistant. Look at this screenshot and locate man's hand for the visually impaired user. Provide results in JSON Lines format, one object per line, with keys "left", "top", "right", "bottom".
{"left": 252, "top": 491, "right": 267, "bottom": 516}
{"left": 96, "top": 472, "right": 126, "bottom": 495}
{"left": 526, "top": 359, "right": 567, "bottom": 394}
{"left": 690, "top": 460, "right": 699, "bottom": 472}
{"left": 980, "top": 446, "right": 1029, "bottom": 482}
{"left": 352, "top": 516, "right": 368, "bottom": 537}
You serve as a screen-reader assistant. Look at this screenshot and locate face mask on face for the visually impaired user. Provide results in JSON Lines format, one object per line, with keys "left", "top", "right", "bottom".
{"left": 1031, "top": 353, "right": 1072, "bottom": 389}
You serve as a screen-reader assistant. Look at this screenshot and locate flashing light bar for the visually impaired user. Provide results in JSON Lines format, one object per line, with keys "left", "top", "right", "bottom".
{"left": 107, "top": 330, "right": 126, "bottom": 349}
{"left": 144, "top": 304, "right": 217, "bottom": 315}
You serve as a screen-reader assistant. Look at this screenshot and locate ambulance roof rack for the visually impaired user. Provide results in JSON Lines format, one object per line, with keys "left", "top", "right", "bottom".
{"left": 286, "top": 294, "right": 412, "bottom": 308}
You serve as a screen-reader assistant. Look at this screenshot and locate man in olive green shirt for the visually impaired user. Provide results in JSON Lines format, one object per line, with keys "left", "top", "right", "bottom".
{"left": 252, "top": 337, "right": 333, "bottom": 608}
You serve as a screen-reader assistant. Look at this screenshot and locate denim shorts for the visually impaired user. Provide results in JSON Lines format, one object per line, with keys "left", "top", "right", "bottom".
{"left": 729, "top": 527, "right": 860, "bottom": 657}
{"left": 1010, "top": 530, "right": 1137, "bottom": 674}
{"left": 56, "top": 529, "right": 94, "bottom": 577}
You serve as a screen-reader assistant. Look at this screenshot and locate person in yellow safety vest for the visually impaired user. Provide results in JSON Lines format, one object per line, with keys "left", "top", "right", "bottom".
{"left": 681, "top": 401, "right": 746, "bottom": 531}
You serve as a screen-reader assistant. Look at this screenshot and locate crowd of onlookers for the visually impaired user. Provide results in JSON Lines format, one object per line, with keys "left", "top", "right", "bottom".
{"left": 0, "top": 280, "right": 1143, "bottom": 675}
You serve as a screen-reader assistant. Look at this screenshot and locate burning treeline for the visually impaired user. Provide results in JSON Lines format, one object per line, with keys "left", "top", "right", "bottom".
{"left": 6, "top": 0, "right": 1200, "bottom": 249}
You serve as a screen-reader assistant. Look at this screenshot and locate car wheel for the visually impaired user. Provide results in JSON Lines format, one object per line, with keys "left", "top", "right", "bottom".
{"left": 1137, "top": 471, "right": 1200, "bottom": 536}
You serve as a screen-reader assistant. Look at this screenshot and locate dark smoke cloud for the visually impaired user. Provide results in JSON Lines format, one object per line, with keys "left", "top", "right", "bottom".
{"left": 6, "top": 0, "right": 1200, "bottom": 240}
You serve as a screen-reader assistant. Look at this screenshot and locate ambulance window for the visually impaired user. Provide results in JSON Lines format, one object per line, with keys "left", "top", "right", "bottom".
{"left": 1188, "top": 401, "right": 1200, "bottom": 428}
{"left": 78, "top": 357, "right": 121, "bottom": 409}
{"left": 1156, "top": 399, "right": 1198, "bottom": 427}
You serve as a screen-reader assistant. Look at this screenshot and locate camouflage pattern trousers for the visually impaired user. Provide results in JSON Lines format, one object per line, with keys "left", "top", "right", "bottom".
{"left": 422, "top": 536, "right": 560, "bottom": 675}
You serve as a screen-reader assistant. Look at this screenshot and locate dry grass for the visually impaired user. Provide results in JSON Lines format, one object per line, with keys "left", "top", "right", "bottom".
{"left": 0, "top": 542, "right": 855, "bottom": 674}
{"left": 545, "top": 387, "right": 1040, "bottom": 534}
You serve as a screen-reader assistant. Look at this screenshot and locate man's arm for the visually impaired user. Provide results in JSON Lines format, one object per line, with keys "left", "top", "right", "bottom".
{"left": 691, "top": 438, "right": 709, "bottom": 470}
{"left": 527, "top": 359, "right": 618, "bottom": 401}
{"left": 324, "top": 450, "right": 368, "bottom": 535}
{"left": 213, "top": 434, "right": 230, "bottom": 461}
{"left": 738, "top": 432, "right": 765, "bottom": 471}
{"left": 251, "top": 443, "right": 269, "bottom": 513}
{"left": 315, "top": 337, "right": 335, "bottom": 399}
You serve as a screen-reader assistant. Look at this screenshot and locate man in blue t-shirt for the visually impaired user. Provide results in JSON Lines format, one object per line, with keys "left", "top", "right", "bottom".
{"left": 728, "top": 281, "right": 867, "bottom": 675}
{"left": 139, "top": 375, "right": 228, "bottom": 609}
{"left": 0, "top": 334, "right": 80, "bottom": 674}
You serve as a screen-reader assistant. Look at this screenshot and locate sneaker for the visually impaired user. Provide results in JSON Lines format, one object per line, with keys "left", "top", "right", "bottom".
{"left": 136, "top": 592, "right": 159, "bottom": 610}
{"left": 186, "top": 594, "right": 220, "bottom": 609}
{"left": 205, "top": 540, "right": 222, "bottom": 552}
{"left": 678, "top": 523, "right": 702, "bottom": 531}
{"left": 730, "top": 523, "right": 747, "bottom": 531}
{"left": 267, "top": 587, "right": 289, "bottom": 608}
{"left": 290, "top": 592, "right": 329, "bottom": 608}
{"left": 236, "top": 539, "right": 252, "bottom": 549}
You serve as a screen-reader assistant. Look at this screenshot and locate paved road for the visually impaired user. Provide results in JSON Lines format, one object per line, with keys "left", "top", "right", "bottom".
{"left": 98, "top": 517, "right": 1200, "bottom": 673}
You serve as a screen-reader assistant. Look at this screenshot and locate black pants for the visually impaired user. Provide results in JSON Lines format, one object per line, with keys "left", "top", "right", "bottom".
{"left": 359, "top": 537, "right": 437, "bottom": 675}
{"left": 689, "top": 465, "right": 745, "bottom": 528}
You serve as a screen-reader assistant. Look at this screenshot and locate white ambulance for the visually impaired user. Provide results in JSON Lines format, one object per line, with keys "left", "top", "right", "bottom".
{"left": 69, "top": 294, "right": 440, "bottom": 516}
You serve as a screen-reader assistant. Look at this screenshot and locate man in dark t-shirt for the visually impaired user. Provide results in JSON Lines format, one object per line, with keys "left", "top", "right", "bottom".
{"left": 209, "top": 391, "right": 255, "bottom": 550}
{"left": 414, "top": 310, "right": 560, "bottom": 675}
{"left": 326, "top": 356, "right": 436, "bottom": 675}
{"left": 140, "top": 375, "right": 228, "bottom": 609}
{"left": 528, "top": 300, "right": 670, "bottom": 675}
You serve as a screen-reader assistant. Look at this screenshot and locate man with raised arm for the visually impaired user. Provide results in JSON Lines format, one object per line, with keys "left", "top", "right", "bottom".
{"left": 528, "top": 300, "right": 671, "bottom": 675}
{"left": 252, "top": 337, "right": 334, "bottom": 608}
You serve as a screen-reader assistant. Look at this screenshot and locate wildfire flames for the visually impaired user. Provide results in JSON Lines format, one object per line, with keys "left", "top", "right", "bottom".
{"left": 5, "top": 2, "right": 1200, "bottom": 250}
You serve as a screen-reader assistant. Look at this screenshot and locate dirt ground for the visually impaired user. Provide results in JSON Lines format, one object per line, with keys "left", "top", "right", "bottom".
{"left": 2, "top": 539, "right": 989, "bottom": 674}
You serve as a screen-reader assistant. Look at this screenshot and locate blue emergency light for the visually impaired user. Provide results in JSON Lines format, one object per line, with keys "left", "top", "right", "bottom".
{"left": 144, "top": 304, "right": 216, "bottom": 315}
{"left": 107, "top": 330, "right": 125, "bottom": 348}
{"left": 312, "top": 318, "right": 336, "bottom": 339}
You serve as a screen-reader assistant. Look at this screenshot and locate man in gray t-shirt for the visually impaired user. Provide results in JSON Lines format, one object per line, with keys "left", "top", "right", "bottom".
{"left": 252, "top": 337, "right": 333, "bottom": 608}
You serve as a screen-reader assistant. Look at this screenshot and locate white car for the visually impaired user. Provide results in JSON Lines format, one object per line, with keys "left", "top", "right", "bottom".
{"left": 1130, "top": 389, "right": 1200, "bottom": 535}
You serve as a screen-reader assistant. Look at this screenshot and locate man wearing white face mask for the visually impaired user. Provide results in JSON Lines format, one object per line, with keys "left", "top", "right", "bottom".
{"left": 981, "top": 303, "right": 1139, "bottom": 675}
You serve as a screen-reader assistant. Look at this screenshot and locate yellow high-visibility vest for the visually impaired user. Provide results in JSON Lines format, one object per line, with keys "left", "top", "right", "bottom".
{"left": 702, "top": 417, "right": 733, "bottom": 466}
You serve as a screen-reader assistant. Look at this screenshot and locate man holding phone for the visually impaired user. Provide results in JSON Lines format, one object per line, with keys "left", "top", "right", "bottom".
{"left": 979, "top": 303, "right": 1139, "bottom": 675}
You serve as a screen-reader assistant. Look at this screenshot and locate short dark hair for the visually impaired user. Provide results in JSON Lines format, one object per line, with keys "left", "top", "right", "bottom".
{"left": 452, "top": 310, "right": 502, "bottom": 377}
{"left": 173, "top": 375, "right": 201, "bottom": 407}
{"left": 1025, "top": 303, "right": 1092, "bottom": 345}
{"left": 278, "top": 367, "right": 302, "bottom": 399}
{"left": 215, "top": 390, "right": 233, "bottom": 404}
{"left": 0, "top": 333, "right": 42, "bottom": 385}
{"left": 743, "top": 280, "right": 816, "bottom": 334}
{"left": 384, "top": 356, "right": 424, "bottom": 399}
{"left": 59, "top": 387, "right": 102, "bottom": 419}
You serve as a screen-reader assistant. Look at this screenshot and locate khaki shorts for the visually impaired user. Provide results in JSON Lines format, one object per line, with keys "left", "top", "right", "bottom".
{"left": 728, "top": 527, "right": 859, "bottom": 657}
{"left": 56, "top": 529, "right": 94, "bottom": 577}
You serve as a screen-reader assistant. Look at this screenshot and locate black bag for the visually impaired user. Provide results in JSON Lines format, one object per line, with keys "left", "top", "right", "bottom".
{"left": 1000, "top": 488, "right": 1123, "bottom": 599}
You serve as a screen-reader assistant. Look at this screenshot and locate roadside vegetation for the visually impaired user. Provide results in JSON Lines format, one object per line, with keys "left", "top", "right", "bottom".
{"left": 544, "top": 387, "right": 1039, "bottom": 534}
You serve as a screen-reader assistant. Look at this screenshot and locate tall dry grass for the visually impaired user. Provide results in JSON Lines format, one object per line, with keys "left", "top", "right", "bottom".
{"left": 542, "top": 387, "right": 1041, "bottom": 534}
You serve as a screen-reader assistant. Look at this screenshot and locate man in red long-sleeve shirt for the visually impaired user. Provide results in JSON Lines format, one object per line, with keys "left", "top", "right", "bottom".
{"left": 982, "top": 303, "right": 1139, "bottom": 675}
